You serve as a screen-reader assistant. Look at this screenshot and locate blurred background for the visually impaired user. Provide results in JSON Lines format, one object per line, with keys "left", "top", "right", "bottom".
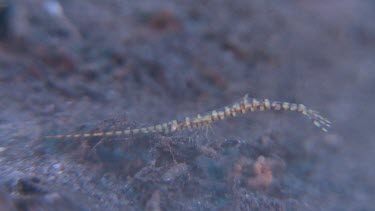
{"left": 0, "top": 0, "right": 374, "bottom": 210}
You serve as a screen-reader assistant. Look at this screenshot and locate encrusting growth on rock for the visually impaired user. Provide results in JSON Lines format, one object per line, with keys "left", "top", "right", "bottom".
{"left": 46, "top": 94, "right": 331, "bottom": 140}
{"left": 247, "top": 156, "right": 273, "bottom": 189}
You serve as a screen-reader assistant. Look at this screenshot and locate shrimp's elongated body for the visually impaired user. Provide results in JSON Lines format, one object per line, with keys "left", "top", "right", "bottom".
{"left": 46, "top": 95, "right": 330, "bottom": 139}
